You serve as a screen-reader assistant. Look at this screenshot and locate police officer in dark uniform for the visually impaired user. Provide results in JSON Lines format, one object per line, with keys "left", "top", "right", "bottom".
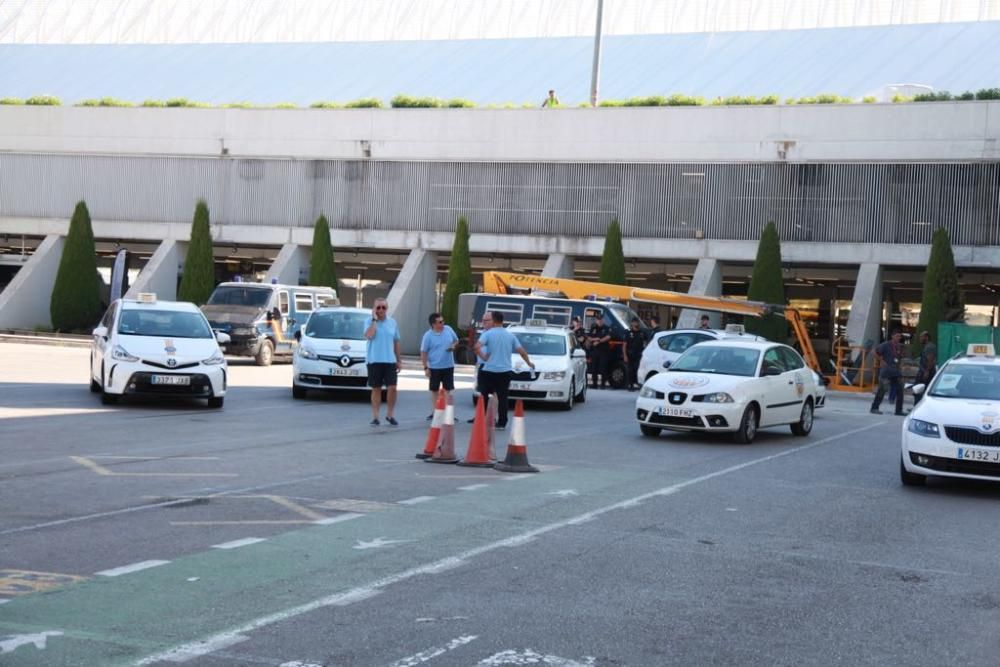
{"left": 588, "top": 313, "right": 612, "bottom": 388}
{"left": 623, "top": 317, "right": 648, "bottom": 391}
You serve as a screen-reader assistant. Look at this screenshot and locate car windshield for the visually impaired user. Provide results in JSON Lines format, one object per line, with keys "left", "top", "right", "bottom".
{"left": 306, "top": 311, "right": 367, "bottom": 340}
{"left": 929, "top": 363, "right": 1000, "bottom": 400}
{"left": 117, "top": 309, "right": 213, "bottom": 339}
{"left": 608, "top": 304, "right": 648, "bottom": 332}
{"left": 516, "top": 333, "right": 566, "bottom": 356}
{"left": 669, "top": 345, "right": 760, "bottom": 377}
{"left": 206, "top": 286, "right": 272, "bottom": 307}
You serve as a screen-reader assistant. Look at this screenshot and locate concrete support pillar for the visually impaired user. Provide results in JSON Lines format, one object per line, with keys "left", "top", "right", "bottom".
{"left": 0, "top": 234, "right": 63, "bottom": 330}
{"left": 846, "top": 263, "right": 883, "bottom": 348}
{"left": 265, "top": 243, "right": 309, "bottom": 287}
{"left": 675, "top": 258, "right": 723, "bottom": 329}
{"left": 386, "top": 248, "right": 438, "bottom": 355}
{"left": 125, "top": 240, "right": 186, "bottom": 301}
{"left": 541, "top": 253, "right": 575, "bottom": 279}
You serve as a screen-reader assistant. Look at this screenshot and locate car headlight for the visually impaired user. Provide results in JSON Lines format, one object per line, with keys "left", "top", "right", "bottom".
{"left": 639, "top": 385, "right": 657, "bottom": 398}
{"left": 202, "top": 350, "right": 225, "bottom": 366}
{"left": 907, "top": 418, "right": 940, "bottom": 438}
{"left": 701, "top": 392, "right": 734, "bottom": 403}
{"left": 298, "top": 344, "right": 319, "bottom": 360}
{"left": 542, "top": 371, "right": 565, "bottom": 381}
{"left": 111, "top": 344, "right": 139, "bottom": 362}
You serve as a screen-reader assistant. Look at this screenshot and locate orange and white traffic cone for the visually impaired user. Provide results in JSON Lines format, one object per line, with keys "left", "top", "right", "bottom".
{"left": 494, "top": 400, "right": 539, "bottom": 473}
{"left": 416, "top": 388, "right": 446, "bottom": 459}
{"left": 485, "top": 394, "right": 497, "bottom": 461}
{"left": 426, "top": 391, "right": 458, "bottom": 464}
{"left": 458, "top": 394, "right": 495, "bottom": 467}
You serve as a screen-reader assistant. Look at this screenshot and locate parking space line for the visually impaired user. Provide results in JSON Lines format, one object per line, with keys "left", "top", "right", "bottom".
{"left": 314, "top": 513, "right": 364, "bottom": 526}
{"left": 171, "top": 520, "right": 315, "bottom": 526}
{"left": 212, "top": 538, "right": 267, "bottom": 550}
{"left": 458, "top": 484, "right": 490, "bottom": 491}
{"left": 96, "top": 560, "right": 170, "bottom": 577}
{"left": 258, "top": 495, "right": 326, "bottom": 521}
{"left": 398, "top": 496, "right": 435, "bottom": 505}
{"left": 70, "top": 456, "right": 238, "bottom": 478}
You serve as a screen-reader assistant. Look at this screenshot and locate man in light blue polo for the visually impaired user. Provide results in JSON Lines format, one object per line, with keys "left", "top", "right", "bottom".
{"left": 420, "top": 311, "right": 459, "bottom": 420}
{"left": 474, "top": 311, "right": 534, "bottom": 430}
{"left": 364, "top": 297, "right": 401, "bottom": 426}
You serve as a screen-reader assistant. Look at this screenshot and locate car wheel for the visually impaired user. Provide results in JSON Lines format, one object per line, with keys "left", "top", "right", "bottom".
{"left": 608, "top": 362, "right": 628, "bottom": 389}
{"left": 561, "top": 382, "right": 574, "bottom": 411}
{"left": 640, "top": 424, "right": 662, "bottom": 437}
{"left": 733, "top": 404, "right": 758, "bottom": 444}
{"left": 575, "top": 378, "right": 587, "bottom": 403}
{"left": 790, "top": 399, "right": 814, "bottom": 436}
{"left": 900, "top": 456, "right": 927, "bottom": 486}
{"left": 292, "top": 385, "right": 307, "bottom": 399}
{"left": 255, "top": 339, "right": 274, "bottom": 367}
{"left": 207, "top": 396, "right": 224, "bottom": 409}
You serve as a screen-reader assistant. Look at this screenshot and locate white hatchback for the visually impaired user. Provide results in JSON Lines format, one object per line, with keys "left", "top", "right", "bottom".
{"left": 637, "top": 327, "right": 767, "bottom": 382}
{"left": 901, "top": 344, "right": 1000, "bottom": 486}
{"left": 635, "top": 340, "right": 821, "bottom": 443}
{"left": 90, "top": 294, "right": 230, "bottom": 407}
{"left": 292, "top": 307, "right": 371, "bottom": 398}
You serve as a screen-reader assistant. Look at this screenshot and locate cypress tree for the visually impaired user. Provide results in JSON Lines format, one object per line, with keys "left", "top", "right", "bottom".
{"left": 177, "top": 200, "right": 216, "bottom": 305}
{"left": 308, "top": 214, "right": 338, "bottom": 289}
{"left": 599, "top": 218, "right": 627, "bottom": 285}
{"left": 915, "top": 227, "right": 964, "bottom": 354}
{"left": 441, "top": 216, "right": 473, "bottom": 331}
{"left": 745, "top": 221, "right": 788, "bottom": 341}
{"left": 50, "top": 201, "right": 103, "bottom": 332}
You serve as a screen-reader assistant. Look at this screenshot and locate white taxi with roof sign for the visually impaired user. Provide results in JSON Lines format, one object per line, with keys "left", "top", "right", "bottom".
{"left": 90, "top": 294, "right": 230, "bottom": 407}
{"left": 477, "top": 320, "right": 588, "bottom": 410}
{"left": 901, "top": 343, "right": 1000, "bottom": 486}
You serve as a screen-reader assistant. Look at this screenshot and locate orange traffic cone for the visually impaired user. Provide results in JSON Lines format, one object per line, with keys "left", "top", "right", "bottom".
{"left": 495, "top": 400, "right": 539, "bottom": 473}
{"left": 426, "top": 391, "right": 458, "bottom": 464}
{"left": 458, "top": 394, "right": 495, "bottom": 467}
{"left": 484, "top": 395, "right": 497, "bottom": 462}
{"left": 416, "top": 388, "right": 446, "bottom": 459}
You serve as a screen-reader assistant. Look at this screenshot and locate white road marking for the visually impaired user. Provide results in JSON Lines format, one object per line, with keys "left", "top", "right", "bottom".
{"left": 151, "top": 634, "right": 248, "bottom": 663}
{"left": 0, "top": 631, "right": 63, "bottom": 654}
{"left": 135, "top": 424, "right": 879, "bottom": 666}
{"left": 0, "top": 599, "right": 9, "bottom": 605}
{"left": 96, "top": 560, "right": 169, "bottom": 577}
{"left": 314, "top": 513, "right": 364, "bottom": 526}
{"left": 458, "top": 484, "right": 490, "bottom": 491}
{"left": 212, "top": 538, "right": 266, "bottom": 550}
{"left": 478, "top": 649, "right": 595, "bottom": 666}
{"left": 353, "top": 537, "right": 412, "bottom": 550}
{"left": 547, "top": 489, "right": 578, "bottom": 497}
{"left": 398, "top": 496, "right": 435, "bottom": 505}
{"left": 279, "top": 662, "right": 323, "bottom": 667}
{"left": 388, "top": 635, "right": 479, "bottom": 667}
{"left": 725, "top": 507, "right": 738, "bottom": 512}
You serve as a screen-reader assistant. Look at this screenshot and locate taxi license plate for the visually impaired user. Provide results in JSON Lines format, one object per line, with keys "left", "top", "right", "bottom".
{"left": 658, "top": 406, "right": 693, "bottom": 418}
{"left": 151, "top": 374, "right": 190, "bottom": 386}
{"left": 957, "top": 447, "right": 1000, "bottom": 463}
{"left": 511, "top": 382, "right": 531, "bottom": 391}
{"left": 331, "top": 368, "right": 358, "bottom": 376}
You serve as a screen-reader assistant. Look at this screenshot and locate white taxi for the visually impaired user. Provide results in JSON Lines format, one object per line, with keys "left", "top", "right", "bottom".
{"left": 90, "top": 294, "right": 230, "bottom": 407}
{"left": 901, "top": 343, "right": 1000, "bottom": 486}
{"left": 479, "top": 321, "right": 588, "bottom": 410}
{"left": 292, "top": 306, "right": 370, "bottom": 398}
{"left": 637, "top": 325, "right": 766, "bottom": 382}
{"left": 635, "top": 340, "right": 821, "bottom": 443}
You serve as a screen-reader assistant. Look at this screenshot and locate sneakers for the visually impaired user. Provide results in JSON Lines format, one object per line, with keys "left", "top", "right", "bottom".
{"left": 369, "top": 418, "right": 380, "bottom": 427}
{"left": 495, "top": 422, "right": 507, "bottom": 431}
{"left": 869, "top": 409, "right": 881, "bottom": 415}
{"left": 894, "top": 411, "right": 909, "bottom": 416}
{"left": 426, "top": 414, "right": 434, "bottom": 421}
{"left": 467, "top": 417, "right": 476, "bottom": 424}
{"left": 386, "top": 416, "right": 399, "bottom": 426}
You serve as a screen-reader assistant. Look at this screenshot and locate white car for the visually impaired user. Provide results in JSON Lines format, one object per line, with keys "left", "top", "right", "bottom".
{"left": 90, "top": 294, "right": 230, "bottom": 407}
{"left": 635, "top": 340, "right": 821, "bottom": 443}
{"left": 901, "top": 343, "right": 1000, "bottom": 487}
{"left": 292, "top": 307, "right": 370, "bottom": 398}
{"left": 637, "top": 327, "right": 766, "bottom": 383}
{"left": 477, "top": 322, "right": 588, "bottom": 410}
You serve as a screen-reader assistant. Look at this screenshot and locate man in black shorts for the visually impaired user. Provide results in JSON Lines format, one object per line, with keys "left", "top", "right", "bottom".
{"left": 420, "top": 311, "right": 459, "bottom": 419}
{"left": 364, "top": 298, "right": 402, "bottom": 426}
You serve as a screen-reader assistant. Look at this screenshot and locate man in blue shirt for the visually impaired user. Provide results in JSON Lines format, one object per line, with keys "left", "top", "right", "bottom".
{"left": 364, "top": 297, "right": 402, "bottom": 426}
{"left": 474, "top": 311, "right": 535, "bottom": 430}
{"left": 420, "top": 311, "right": 459, "bottom": 419}
{"left": 870, "top": 329, "right": 906, "bottom": 416}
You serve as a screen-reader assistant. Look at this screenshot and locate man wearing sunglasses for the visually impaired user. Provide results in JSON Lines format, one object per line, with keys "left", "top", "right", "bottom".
{"left": 420, "top": 311, "right": 459, "bottom": 419}
{"left": 364, "top": 298, "right": 402, "bottom": 426}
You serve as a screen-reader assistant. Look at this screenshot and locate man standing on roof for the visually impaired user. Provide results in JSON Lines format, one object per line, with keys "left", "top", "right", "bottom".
{"left": 474, "top": 311, "right": 534, "bottom": 430}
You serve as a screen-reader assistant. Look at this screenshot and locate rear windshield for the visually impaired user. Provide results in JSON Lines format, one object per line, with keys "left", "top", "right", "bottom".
{"left": 306, "top": 311, "right": 368, "bottom": 340}
{"left": 118, "top": 309, "right": 213, "bottom": 339}
{"left": 669, "top": 345, "right": 760, "bottom": 377}
{"left": 516, "top": 333, "right": 567, "bottom": 356}
{"left": 207, "top": 286, "right": 271, "bottom": 307}
{"left": 929, "top": 364, "right": 1000, "bottom": 400}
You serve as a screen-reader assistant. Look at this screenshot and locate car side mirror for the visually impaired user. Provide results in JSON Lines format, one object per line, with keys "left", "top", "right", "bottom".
{"left": 662, "top": 360, "right": 671, "bottom": 369}
{"left": 764, "top": 365, "right": 783, "bottom": 376}
{"left": 215, "top": 332, "right": 231, "bottom": 345}
{"left": 294, "top": 330, "right": 302, "bottom": 342}
{"left": 572, "top": 348, "right": 586, "bottom": 358}
{"left": 93, "top": 325, "right": 108, "bottom": 340}
{"left": 912, "top": 383, "right": 926, "bottom": 395}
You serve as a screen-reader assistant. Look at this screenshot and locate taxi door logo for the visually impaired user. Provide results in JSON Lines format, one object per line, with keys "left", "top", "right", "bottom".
{"left": 794, "top": 373, "right": 805, "bottom": 397}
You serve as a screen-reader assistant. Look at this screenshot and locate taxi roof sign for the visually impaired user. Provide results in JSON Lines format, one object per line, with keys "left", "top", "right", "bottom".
{"left": 967, "top": 343, "right": 995, "bottom": 356}
{"left": 136, "top": 293, "right": 157, "bottom": 304}
{"left": 724, "top": 324, "right": 746, "bottom": 335}
{"left": 525, "top": 318, "right": 548, "bottom": 327}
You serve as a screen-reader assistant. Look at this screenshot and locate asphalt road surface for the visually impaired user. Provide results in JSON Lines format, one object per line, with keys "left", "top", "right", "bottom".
{"left": 2, "top": 342, "right": 999, "bottom": 666}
